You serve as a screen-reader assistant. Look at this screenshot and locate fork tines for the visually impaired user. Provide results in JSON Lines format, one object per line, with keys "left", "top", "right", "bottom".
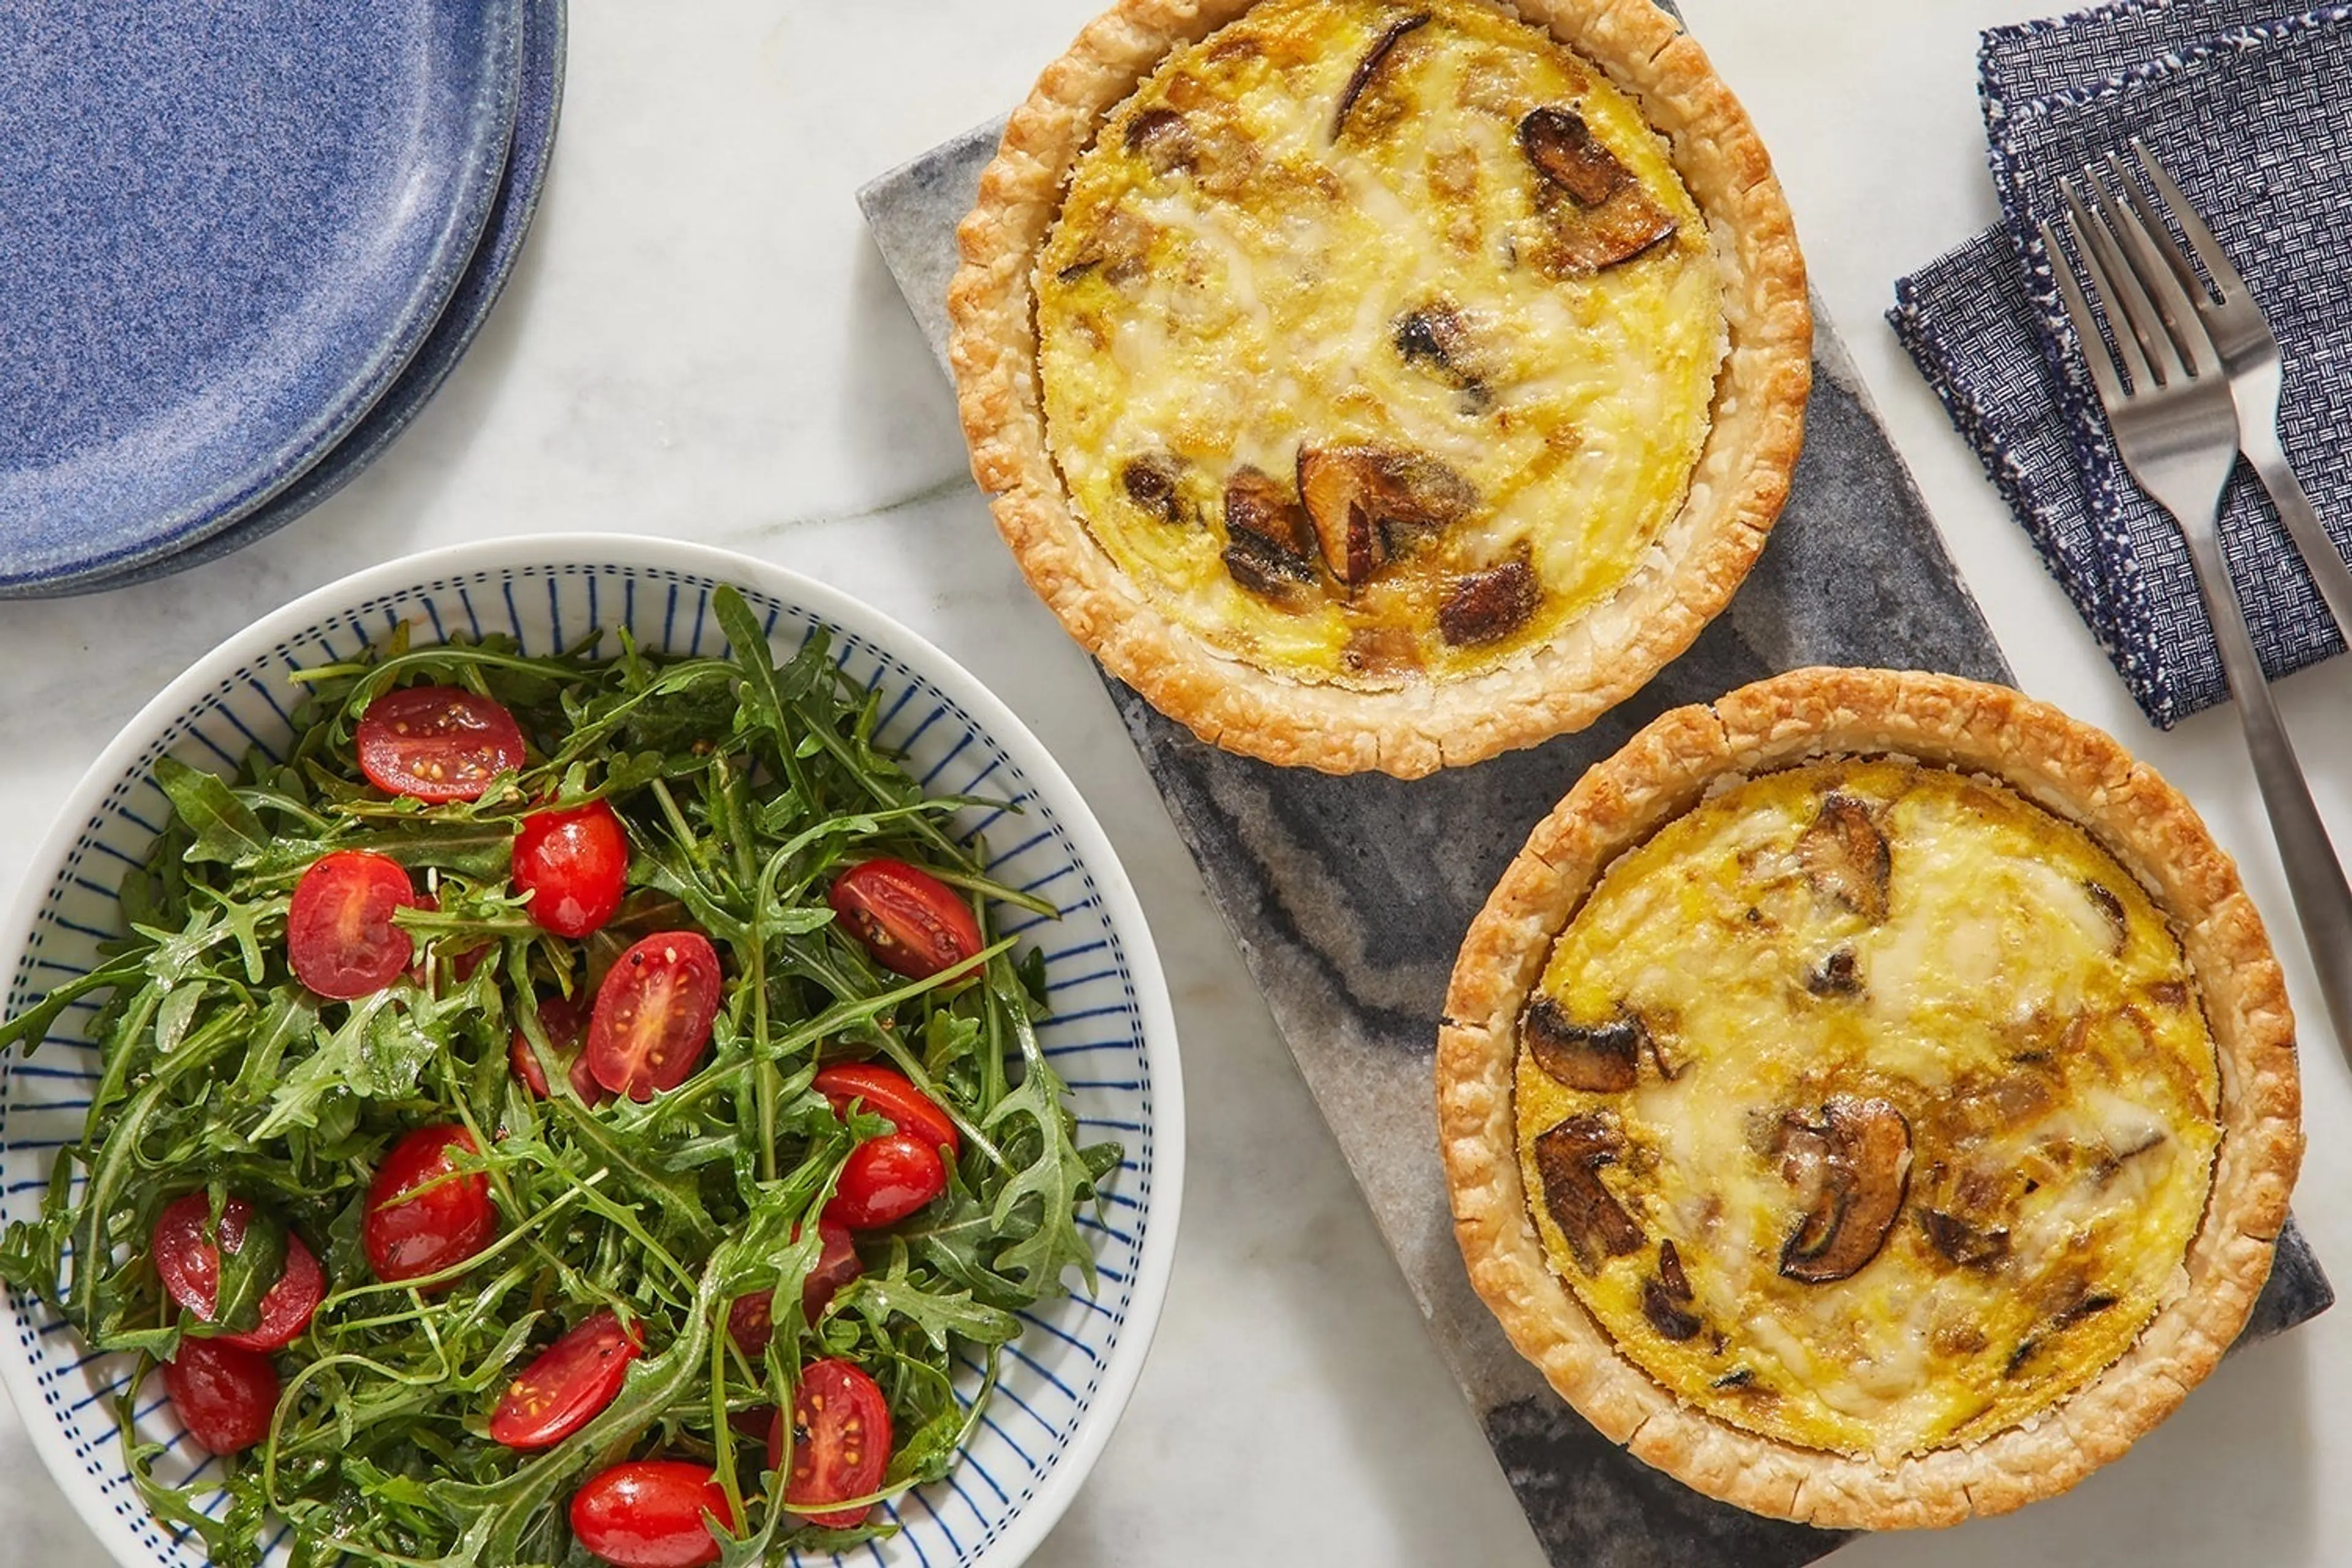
{"left": 2045, "top": 156, "right": 2225, "bottom": 399}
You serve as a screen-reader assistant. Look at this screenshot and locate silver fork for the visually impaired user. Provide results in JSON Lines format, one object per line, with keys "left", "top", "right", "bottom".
{"left": 2108, "top": 139, "right": 2352, "bottom": 636}
{"left": 2044, "top": 161, "right": 2352, "bottom": 1060}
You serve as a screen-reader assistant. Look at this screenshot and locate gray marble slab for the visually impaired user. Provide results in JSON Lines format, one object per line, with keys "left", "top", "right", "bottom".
{"left": 858, "top": 121, "right": 2334, "bottom": 1568}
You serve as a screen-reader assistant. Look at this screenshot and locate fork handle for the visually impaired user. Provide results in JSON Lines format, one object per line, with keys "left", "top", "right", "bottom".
{"left": 2182, "top": 524, "right": 2352, "bottom": 1057}
{"left": 2242, "top": 427, "right": 2352, "bottom": 641}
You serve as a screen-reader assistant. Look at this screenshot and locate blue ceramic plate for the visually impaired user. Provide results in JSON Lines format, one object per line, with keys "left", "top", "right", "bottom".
{"left": 0, "top": 537, "right": 1183, "bottom": 1568}
{"left": 58, "top": 0, "right": 569, "bottom": 594}
{"left": 0, "top": 0, "right": 524, "bottom": 593}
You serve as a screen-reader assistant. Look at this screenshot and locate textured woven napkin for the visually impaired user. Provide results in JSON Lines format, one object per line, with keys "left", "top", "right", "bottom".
{"left": 1890, "top": 2, "right": 2352, "bottom": 728}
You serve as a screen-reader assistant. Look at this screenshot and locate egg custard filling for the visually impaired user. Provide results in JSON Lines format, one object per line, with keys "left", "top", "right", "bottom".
{"left": 1035, "top": 0, "right": 1727, "bottom": 687}
{"left": 1514, "top": 759, "right": 2222, "bottom": 1462}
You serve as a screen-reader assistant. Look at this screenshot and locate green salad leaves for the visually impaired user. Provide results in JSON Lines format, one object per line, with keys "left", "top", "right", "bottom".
{"left": 0, "top": 587, "right": 1121, "bottom": 1566}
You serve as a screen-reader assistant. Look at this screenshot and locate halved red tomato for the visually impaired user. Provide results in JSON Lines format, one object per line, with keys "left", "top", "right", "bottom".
{"left": 355, "top": 685, "right": 527, "bottom": 804}
{"left": 162, "top": 1337, "right": 279, "bottom": 1456}
{"left": 771, "top": 1358, "right": 891, "bottom": 1529}
{"left": 511, "top": 993, "right": 606, "bottom": 1106}
{"left": 725, "top": 1222, "right": 862, "bottom": 1355}
{"left": 827, "top": 861, "right": 982, "bottom": 980}
{"left": 569, "top": 1460, "right": 736, "bottom": 1568}
{"left": 151, "top": 1194, "right": 323, "bottom": 1351}
{"left": 822, "top": 1133, "right": 946, "bottom": 1231}
{"left": 513, "top": 800, "right": 630, "bottom": 938}
{"left": 489, "top": 1310, "right": 642, "bottom": 1450}
{"left": 363, "top": 1126, "right": 496, "bottom": 1286}
{"left": 287, "top": 850, "right": 417, "bottom": 998}
{"left": 586, "top": 932, "right": 723, "bottom": 1101}
{"left": 813, "top": 1063, "right": 959, "bottom": 1155}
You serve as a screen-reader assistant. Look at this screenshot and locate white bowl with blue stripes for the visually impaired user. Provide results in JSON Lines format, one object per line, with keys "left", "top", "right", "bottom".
{"left": 0, "top": 535, "right": 1183, "bottom": 1567}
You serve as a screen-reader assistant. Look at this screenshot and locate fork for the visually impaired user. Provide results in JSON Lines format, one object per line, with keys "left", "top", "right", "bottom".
{"left": 2108, "top": 139, "right": 2352, "bottom": 637}
{"left": 2043, "top": 160, "right": 2352, "bottom": 1058}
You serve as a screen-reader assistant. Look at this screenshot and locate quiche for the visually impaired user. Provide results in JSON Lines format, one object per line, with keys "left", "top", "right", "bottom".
{"left": 950, "top": 0, "right": 1809, "bottom": 775}
{"left": 1438, "top": 668, "right": 2302, "bottom": 1527}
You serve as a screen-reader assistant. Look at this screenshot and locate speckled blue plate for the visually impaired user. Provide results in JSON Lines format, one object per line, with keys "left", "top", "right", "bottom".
{"left": 51, "top": 0, "right": 568, "bottom": 595}
{"left": 0, "top": 0, "right": 524, "bottom": 594}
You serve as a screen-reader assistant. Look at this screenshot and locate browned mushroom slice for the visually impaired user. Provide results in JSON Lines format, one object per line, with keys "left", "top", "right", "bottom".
{"left": 1804, "top": 946, "right": 1862, "bottom": 997}
{"left": 1796, "top": 791, "right": 1891, "bottom": 923}
{"left": 1521, "top": 997, "right": 1639, "bottom": 1092}
{"left": 1120, "top": 455, "right": 1191, "bottom": 526}
{"left": 1642, "top": 1276, "right": 1702, "bottom": 1340}
{"left": 1221, "top": 472, "right": 1317, "bottom": 603}
{"left": 1332, "top": 12, "right": 1431, "bottom": 138}
{"left": 1297, "top": 446, "right": 1477, "bottom": 585}
{"left": 1533, "top": 1113, "right": 1645, "bottom": 1273}
{"left": 1123, "top": 106, "right": 1196, "bottom": 175}
{"left": 1773, "top": 1096, "right": 1912, "bottom": 1284}
{"left": 1518, "top": 107, "right": 1628, "bottom": 205}
{"left": 1657, "top": 1237, "right": 1693, "bottom": 1300}
{"left": 1056, "top": 208, "right": 1155, "bottom": 287}
{"left": 1518, "top": 107, "right": 1679, "bottom": 272}
{"left": 1920, "top": 1208, "right": 2010, "bottom": 1270}
{"left": 2083, "top": 879, "right": 2128, "bottom": 953}
{"left": 1392, "top": 303, "right": 1489, "bottom": 405}
{"left": 1439, "top": 556, "right": 1540, "bottom": 647}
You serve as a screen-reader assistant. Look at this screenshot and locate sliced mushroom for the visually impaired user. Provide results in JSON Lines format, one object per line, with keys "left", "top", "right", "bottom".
{"left": 1804, "top": 946, "right": 1862, "bottom": 997}
{"left": 1439, "top": 556, "right": 1541, "bottom": 647}
{"left": 2083, "top": 880, "right": 2128, "bottom": 954}
{"left": 1393, "top": 303, "right": 1488, "bottom": 404}
{"left": 1123, "top": 106, "right": 1196, "bottom": 175}
{"left": 1222, "top": 535, "right": 1317, "bottom": 603}
{"left": 1518, "top": 107, "right": 1628, "bottom": 205}
{"left": 1517, "top": 107, "right": 1679, "bottom": 273}
{"left": 1521, "top": 997, "right": 1640, "bottom": 1092}
{"left": 2051, "top": 1291, "right": 2119, "bottom": 1331}
{"left": 1796, "top": 791, "right": 1891, "bottom": 924}
{"left": 1773, "top": 1096, "right": 1912, "bottom": 1284}
{"left": 1222, "top": 466, "right": 1311, "bottom": 554}
{"left": 1657, "top": 1237, "right": 1693, "bottom": 1300}
{"left": 1532, "top": 1114, "right": 1645, "bottom": 1273}
{"left": 1120, "top": 454, "right": 1191, "bottom": 526}
{"left": 1642, "top": 1276, "right": 1702, "bottom": 1340}
{"left": 1920, "top": 1208, "right": 2010, "bottom": 1270}
{"left": 1056, "top": 208, "right": 1154, "bottom": 287}
{"left": 1332, "top": 12, "right": 1431, "bottom": 138}
{"left": 1295, "top": 446, "right": 1478, "bottom": 586}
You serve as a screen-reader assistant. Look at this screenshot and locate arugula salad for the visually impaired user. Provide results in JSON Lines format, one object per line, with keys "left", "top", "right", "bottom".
{"left": 0, "top": 587, "right": 1121, "bottom": 1568}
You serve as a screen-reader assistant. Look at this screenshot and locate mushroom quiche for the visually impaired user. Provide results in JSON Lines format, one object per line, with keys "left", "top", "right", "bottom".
{"left": 1439, "top": 669, "right": 2301, "bottom": 1528}
{"left": 950, "top": 0, "right": 1809, "bottom": 775}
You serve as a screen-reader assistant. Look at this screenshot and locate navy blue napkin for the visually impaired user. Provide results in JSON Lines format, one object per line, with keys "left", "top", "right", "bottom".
{"left": 1890, "top": 2, "right": 2352, "bottom": 728}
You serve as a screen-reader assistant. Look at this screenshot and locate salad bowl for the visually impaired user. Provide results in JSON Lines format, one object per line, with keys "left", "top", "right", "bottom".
{"left": 0, "top": 535, "right": 1183, "bottom": 1567}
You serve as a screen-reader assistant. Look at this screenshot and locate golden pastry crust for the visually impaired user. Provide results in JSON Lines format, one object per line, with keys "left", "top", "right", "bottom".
{"left": 1436, "top": 668, "right": 2301, "bottom": 1528}
{"left": 949, "top": 0, "right": 1810, "bottom": 777}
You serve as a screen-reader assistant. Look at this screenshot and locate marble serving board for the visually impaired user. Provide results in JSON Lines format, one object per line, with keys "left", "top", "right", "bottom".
{"left": 858, "top": 121, "right": 2335, "bottom": 1567}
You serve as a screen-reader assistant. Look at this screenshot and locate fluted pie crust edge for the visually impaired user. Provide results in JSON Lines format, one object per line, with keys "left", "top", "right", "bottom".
{"left": 947, "top": 0, "right": 1811, "bottom": 776}
{"left": 1436, "top": 666, "right": 2302, "bottom": 1528}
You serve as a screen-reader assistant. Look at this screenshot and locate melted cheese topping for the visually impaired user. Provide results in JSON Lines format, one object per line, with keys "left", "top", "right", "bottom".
{"left": 1515, "top": 761, "right": 2221, "bottom": 1460}
{"left": 1036, "top": 0, "right": 1727, "bottom": 685}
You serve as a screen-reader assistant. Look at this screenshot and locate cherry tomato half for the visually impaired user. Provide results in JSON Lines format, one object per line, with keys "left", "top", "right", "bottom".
{"left": 725, "top": 1222, "right": 862, "bottom": 1355}
{"left": 827, "top": 861, "right": 982, "bottom": 980}
{"left": 514, "top": 800, "right": 630, "bottom": 939}
{"left": 823, "top": 1132, "right": 946, "bottom": 1231}
{"left": 151, "top": 1194, "right": 324, "bottom": 1352}
{"left": 771, "top": 1359, "right": 892, "bottom": 1529}
{"left": 568, "top": 1460, "right": 737, "bottom": 1568}
{"left": 489, "top": 1310, "right": 641, "bottom": 1450}
{"left": 363, "top": 1126, "right": 496, "bottom": 1287}
{"left": 586, "top": 932, "right": 723, "bottom": 1101}
{"left": 814, "top": 1063, "right": 959, "bottom": 1156}
{"left": 162, "top": 1337, "right": 279, "bottom": 1456}
{"left": 355, "top": 685, "right": 527, "bottom": 804}
{"left": 511, "top": 993, "right": 606, "bottom": 1106}
{"left": 287, "top": 850, "right": 418, "bottom": 999}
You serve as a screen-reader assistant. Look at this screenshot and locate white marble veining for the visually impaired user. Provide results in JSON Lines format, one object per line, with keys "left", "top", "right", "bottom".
{"left": 2, "top": 3, "right": 2347, "bottom": 1564}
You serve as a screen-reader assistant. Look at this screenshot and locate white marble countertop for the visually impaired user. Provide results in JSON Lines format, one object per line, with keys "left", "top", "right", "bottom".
{"left": 4, "top": 2, "right": 2349, "bottom": 1564}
